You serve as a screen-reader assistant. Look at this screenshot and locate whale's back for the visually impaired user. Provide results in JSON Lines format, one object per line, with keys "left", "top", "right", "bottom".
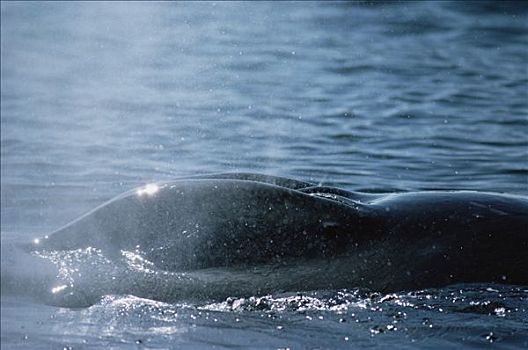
{"left": 37, "top": 179, "right": 363, "bottom": 271}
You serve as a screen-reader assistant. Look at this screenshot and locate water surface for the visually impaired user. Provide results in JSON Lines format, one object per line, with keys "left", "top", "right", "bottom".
{"left": 1, "top": 1, "right": 527, "bottom": 349}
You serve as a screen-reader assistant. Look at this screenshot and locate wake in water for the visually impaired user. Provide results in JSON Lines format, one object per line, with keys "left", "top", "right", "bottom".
{"left": 2, "top": 173, "right": 527, "bottom": 308}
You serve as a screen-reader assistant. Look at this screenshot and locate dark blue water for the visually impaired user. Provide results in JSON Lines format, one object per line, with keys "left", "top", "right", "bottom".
{"left": 1, "top": 1, "right": 527, "bottom": 349}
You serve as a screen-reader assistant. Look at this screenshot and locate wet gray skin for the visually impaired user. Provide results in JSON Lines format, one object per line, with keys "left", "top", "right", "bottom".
{"left": 33, "top": 173, "right": 528, "bottom": 294}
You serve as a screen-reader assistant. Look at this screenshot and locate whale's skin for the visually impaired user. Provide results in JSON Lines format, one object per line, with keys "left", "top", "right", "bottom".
{"left": 33, "top": 173, "right": 528, "bottom": 293}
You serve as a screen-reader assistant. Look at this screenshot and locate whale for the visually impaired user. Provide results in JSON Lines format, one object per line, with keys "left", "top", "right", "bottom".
{"left": 27, "top": 173, "right": 528, "bottom": 304}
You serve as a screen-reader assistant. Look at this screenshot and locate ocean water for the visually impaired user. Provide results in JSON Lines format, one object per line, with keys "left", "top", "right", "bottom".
{"left": 1, "top": 1, "right": 527, "bottom": 349}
